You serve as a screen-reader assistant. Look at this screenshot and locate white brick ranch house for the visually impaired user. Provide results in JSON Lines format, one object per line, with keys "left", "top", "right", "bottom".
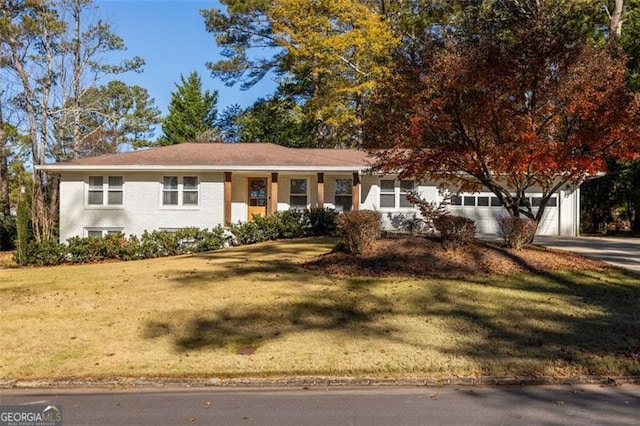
{"left": 37, "top": 143, "right": 581, "bottom": 243}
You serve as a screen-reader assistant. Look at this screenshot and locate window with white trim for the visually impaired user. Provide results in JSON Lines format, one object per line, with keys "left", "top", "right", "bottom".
{"left": 334, "top": 178, "right": 352, "bottom": 212}
{"left": 183, "top": 176, "right": 199, "bottom": 205}
{"left": 163, "top": 176, "right": 179, "bottom": 205}
{"left": 108, "top": 176, "right": 123, "bottom": 205}
{"left": 88, "top": 176, "right": 123, "bottom": 206}
{"left": 399, "top": 180, "right": 415, "bottom": 208}
{"left": 379, "top": 179, "right": 415, "bottom": 208}
{"left": 86, "top": 228, "right": 123, "bottom": 238}
{"left": 379, "top": 179, "right": 395, "bottom": 208}
{"left": 290, "top": 178, "right": 308, "bottom": 209}
{"left": 162, "top": 176, "right": 199, "bottom": 206}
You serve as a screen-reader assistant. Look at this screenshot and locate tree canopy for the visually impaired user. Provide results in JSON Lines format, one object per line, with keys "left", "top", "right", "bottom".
{"left": 218, "top": 97, "right": 314, "bottom": 146}
{"left": 159, "top": 71, "right": 219, "bottom": 145}
{"left": 0, "top": 0, "right": 146, "bottom": 241}
{"left": 202, "top": 0, "right": 398, "bottom": 147}
{"left": 365, "top": 0, "right": 640, "bottom": 224}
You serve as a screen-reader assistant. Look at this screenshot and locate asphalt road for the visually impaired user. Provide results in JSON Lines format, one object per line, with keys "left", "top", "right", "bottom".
{"left": 1, "top": 385, "right": 639, "bottom": 425}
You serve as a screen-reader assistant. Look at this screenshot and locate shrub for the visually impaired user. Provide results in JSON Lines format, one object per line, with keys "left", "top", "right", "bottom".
{"left": 406, "top": 191, "right": 450, "bottom": 233}
{"left": 277, "top": 209, "right": 308, "bottom": 238}
{"left": 67, "top": 233, "right": 133, "bottom": 263}
{"left": 336, "top": 210, "right": 381, "bottom": 255}
{"left": 20, "top": 240, "right": 66, "bottom": 266}
{"left": 498, "top": 216, "right": 538, "bottom": 249}
{"left": 229, "top": 220, "right": 263, "bottom": 245}
{"left": 306, "top": 207, "right": 338, "bottom": 236}
{"left": 140, "top": 230, "right": 180, "bottom": 257}
{"left": 251, "top": 214, "right": 283, "bottom": 241}
{"left": 433, "top": 215, "right": 475, "bottom": 251}
{"left": 229, "top": 211, "right": 313, "bottom": 244}
{"left": 174, "top": 226, "right": 226, "bottom": 253}
{"left": 0, "top": 214, "right": 16, "bottom": 250}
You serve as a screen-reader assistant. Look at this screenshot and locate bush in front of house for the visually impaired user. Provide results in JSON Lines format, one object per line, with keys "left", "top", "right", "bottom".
{"left": 498, "top": 216, "right": 537, "bottom": 249}
{"left": 336, "top": 210, "right": 381, "bottom": 255}
{"left": 306, "top": 207, "right": 338, "bottom": 236}
{"left": 230, "top": 211, "right": 305, "bottom": 244}
{"left": 139, "top": 227, "right": 227, "bottom": 258}
{"left": 17, "top": 207, "right": 339, "bottom": 266}
{"left": 18, "top": 227, "right": 227, "bottom": 266}
{"left": 433, "top": 215, "right": 476, "bottom": 251}
{"left": 67, "top": 233, "right": 130, "bottom": 263}
{"left": 229, "top": 208, "right": 337, "bottom": 243}
{"left": 22, "top": 239, "right": 67, "bottom": 266}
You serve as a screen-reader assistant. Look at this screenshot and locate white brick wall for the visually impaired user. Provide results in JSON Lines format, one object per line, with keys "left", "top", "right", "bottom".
{"left": 59, "top": 172, "right": 225, "bottom": 243}
{"left": 58, "top": 171, "right": 579, "bottom": 241}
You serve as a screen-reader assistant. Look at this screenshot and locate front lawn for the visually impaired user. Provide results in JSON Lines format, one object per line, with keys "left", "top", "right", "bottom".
{"left": 1, "top": 237, "right": 638, "bottom": 380}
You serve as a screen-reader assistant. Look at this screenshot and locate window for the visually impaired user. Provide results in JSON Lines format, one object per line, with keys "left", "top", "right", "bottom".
{"left": 491, "top": 197, "right": 502, "bottom": 207}
{"left": 451, "top": 195, "right": 463, "bottom": 206}
{"left": 334, "top": 178, "right": 352, "bottom": 212}
{"left": 86, "top": 228, "right": 122, "bottom": 238}
{"left": 477, "top": 196, "right": 489, "bottom": 207}
{"left": 290, "top": 179, "right": 308, "bottom": 209}
{"left": 88, "top": 176, "right": 123, "bottom": 206}
{"left": 379, "top": 180, "right": 395, "bottom": 208}
{"left": 399, "top": 180, "right": 415, "bottom": 208}
{"left": 532, "top": 196, "right": 557, "bottom": 207}
{"left": 379, "top": 179, "right": 416, "bottom": 208}
{"left": 88, "top": 176, "right": 103, "bottom": 205}
{"left": 163, "top": 177, "right": 179, "bottom": 205}
{"left": 463, "top": 196, "right": 475, "bottom": 206}
{"left": 183, "top": 176, "right": 199, "bottom": 205}
{"left": 108, "top": 176, "right": 123, "bottom": 205}
{"left": 162, "top": 176, "right": 198, "bottom": 206}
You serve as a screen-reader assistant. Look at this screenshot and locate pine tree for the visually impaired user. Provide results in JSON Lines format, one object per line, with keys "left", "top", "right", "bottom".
{"left": 159, "top": 72, "right": 219, "bottom": 145}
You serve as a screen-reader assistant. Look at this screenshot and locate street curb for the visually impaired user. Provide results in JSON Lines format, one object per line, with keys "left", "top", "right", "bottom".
{"left": 1, "top": 375, "right": 639, "bottom": 390}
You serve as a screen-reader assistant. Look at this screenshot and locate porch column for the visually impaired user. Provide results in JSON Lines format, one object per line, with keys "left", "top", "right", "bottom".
{"left": 270, "top": 172, "right": 278, "bottom": 215}
{"left": 317, "top": 173, "right": 325, "bottom": 209}
{"left": 224, "top": 172, "right": 232, "bottom": 225}
{"left": 352, "top": 172, "right": 360, "bottom": 211}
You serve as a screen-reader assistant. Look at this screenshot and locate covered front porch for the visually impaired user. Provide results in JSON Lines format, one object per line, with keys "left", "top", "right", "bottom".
{"left": 223, "top": 171, "right": 362, "bottom": 224}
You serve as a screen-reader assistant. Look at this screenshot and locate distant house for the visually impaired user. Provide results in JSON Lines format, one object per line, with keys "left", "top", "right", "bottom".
{"left": 37, "top": 143, "right": 581, "bottom": 243}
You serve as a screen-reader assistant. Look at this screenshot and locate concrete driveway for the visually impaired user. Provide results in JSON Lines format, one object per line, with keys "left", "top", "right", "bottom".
{"left": 533, "top": 235, "right": 640, "bottom": 275}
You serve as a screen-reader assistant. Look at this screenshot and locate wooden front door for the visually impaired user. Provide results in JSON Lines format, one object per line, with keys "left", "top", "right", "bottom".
{"left": 248, "top": 177, "right": 268, "bottom": 219}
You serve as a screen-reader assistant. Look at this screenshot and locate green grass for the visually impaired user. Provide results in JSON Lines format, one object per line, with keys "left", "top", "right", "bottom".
{"left": 1, "top": 237, "right": 639, "bottom": 380}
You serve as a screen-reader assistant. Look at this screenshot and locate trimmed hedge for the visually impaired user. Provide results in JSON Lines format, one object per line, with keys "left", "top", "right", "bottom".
{"left": 498, "top": 216, "right": 538, "bottom": 249}
{"left": 433, "top": 215, "right": 476, "bottom": 251}
{"left": 18, "top": 208, "right": 339, "bottom": 266}
{"left": 336, "top": 210, "right": 381, "bottom": 255}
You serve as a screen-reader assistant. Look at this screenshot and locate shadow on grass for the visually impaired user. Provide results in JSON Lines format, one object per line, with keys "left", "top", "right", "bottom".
{"left": 143, "top": 239, "right": 640, "bottom": 375}
{"left": 144, "top": 278, "right": 394, "bottom": 353}
{"left": 413, "top": 269, "right": 640, "bottom": 374}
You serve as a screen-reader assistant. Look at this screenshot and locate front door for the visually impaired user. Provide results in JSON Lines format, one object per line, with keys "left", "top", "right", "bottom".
{"left": 248, "top": 177, "right": 268, "bottom": 219}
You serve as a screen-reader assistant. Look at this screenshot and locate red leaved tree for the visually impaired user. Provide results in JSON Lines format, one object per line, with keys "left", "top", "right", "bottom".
{"left": 365, "top": 2, "right": 640, "bottom": 226}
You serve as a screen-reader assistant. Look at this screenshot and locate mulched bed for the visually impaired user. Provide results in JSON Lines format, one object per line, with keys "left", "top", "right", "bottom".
{"left": 303, "top": 236, "right": 609, "bottom": 278}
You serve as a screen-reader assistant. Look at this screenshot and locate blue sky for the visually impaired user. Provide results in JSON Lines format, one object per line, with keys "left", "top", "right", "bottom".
{"left": 95, "top": 0, "right": 276, "bottom": 117}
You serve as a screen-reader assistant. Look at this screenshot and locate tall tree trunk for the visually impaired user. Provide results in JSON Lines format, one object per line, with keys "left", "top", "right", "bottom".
{"left": 72, "top": 0, "right": 82, "bottom": 159}
{"left": 610, "top": 0, "right": 624, "bottom": 38}
{"left": 0, "top": 117, "right": 10, "bottom": 217}
{"left": 632, "top": 199, "right": 640, "bottom": 234}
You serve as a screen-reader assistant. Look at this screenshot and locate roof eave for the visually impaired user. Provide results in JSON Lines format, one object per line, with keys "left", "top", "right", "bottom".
{"left": 36, "top": 164, "right": 369, "bottom": 173}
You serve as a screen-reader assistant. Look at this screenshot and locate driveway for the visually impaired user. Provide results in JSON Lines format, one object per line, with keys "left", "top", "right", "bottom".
{"left": 533, "top": 235, "right": 640, "bottom": 275}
